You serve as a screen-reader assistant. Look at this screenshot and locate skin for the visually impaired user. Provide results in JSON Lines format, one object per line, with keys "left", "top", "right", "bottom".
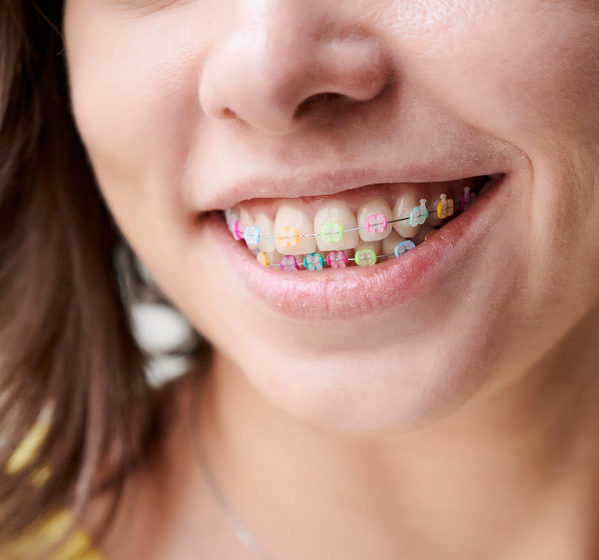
{"left": 64, "top": 1, "right": 599, "bottom": 558}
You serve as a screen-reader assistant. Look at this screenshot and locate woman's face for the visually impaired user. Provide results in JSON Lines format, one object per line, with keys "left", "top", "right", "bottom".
{"left": 64, "top": 1, "right": 599, "bottom": 432}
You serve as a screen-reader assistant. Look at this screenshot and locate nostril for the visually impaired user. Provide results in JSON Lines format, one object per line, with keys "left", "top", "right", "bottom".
{"left": 315, "top": 93, "right": 343, "bottom": 103}
{"left": 221, "top": 107, "right": 237, "bottom": 119}
{"left": 294, "top": 92, "right": 347, "bottom": 119}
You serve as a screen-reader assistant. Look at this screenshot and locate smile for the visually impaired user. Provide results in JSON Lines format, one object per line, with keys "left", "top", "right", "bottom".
{"left": 223, "top": 175, "right": 497, "bottom": 271}
{"left": 199, "top": 171, "right": 508, "bottom": 319}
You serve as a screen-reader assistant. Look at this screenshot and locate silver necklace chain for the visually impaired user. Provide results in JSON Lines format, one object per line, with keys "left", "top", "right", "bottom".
{"left": 188, "top": 377, "right": 275, "bottom": 560}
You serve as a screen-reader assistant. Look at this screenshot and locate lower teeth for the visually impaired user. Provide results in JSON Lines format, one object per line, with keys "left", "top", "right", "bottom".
{"left": 228, "top": 186, "right": 483, "bottom": 272}
{"left": 258, "top": 231, "right": 428, "bottom": 271}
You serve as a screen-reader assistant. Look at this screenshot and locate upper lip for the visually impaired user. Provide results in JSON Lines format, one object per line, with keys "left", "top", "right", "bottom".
{"left": 193, "top": 161, "right": 511, "bottom": 212}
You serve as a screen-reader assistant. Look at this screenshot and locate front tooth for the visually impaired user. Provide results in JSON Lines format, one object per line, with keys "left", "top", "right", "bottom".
{"left": 381, "top": 229, "right": 405, "bottom": 255}
{"left": 313, "top": 201, "right": 359, "bottom": 251}
{"left": 255, "top": 211, "right": 276, "bottom": 253}
{"left": 357, "top": 199, "right": 393, "bottom": 242}
{"left": 274, "top": 203, "right": 316, "bottom": 256}
{"left": 393, "top": 192, "right": 421, "bottom": 238}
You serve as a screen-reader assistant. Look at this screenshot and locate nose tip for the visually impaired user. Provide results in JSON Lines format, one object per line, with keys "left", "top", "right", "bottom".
{"left": 198, "top": 23, "right": 392, "bottom": 135}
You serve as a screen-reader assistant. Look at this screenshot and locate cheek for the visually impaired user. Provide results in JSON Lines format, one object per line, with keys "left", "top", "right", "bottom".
{"left": 64, "top": 4, "right": 203, "bottom": 194}
{"left": 63, "top": 14, "right": 196, "bottom": 333}
{"left": 394, "top": 2, "right": 599, "bottom": 314}
{"left": 64, "top": 3, "right": 214, "bottom": 298}
{"left": 395, "top": 2, "right": 599, "bottom": 145}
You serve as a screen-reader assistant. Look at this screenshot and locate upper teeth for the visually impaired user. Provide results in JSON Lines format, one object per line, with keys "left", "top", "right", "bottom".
{"left": 225, "top": 186, "right": 476, "bottom": 257}
{"left": 313, "top": 201, "right": 359, "bottom": 251}
{"left": 274, "top": 203, "right": 317, "bottom": 255}
{"left": 356, "top": 198, "right": 393, "bottom": 242}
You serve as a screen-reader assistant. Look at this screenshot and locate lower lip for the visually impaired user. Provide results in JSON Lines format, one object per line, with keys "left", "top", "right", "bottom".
{"left": 202, "top": 175, "right": 508, "bottom": 320}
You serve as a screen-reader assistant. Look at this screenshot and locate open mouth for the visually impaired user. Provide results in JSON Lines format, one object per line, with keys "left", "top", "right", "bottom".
{"left": 217, "top": 174, "right": 502, "bottom": 272}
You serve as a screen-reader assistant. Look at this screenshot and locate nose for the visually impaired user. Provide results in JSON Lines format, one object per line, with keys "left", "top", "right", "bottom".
{"left": 198, "top": 4, "right": 392, "bottom": 135}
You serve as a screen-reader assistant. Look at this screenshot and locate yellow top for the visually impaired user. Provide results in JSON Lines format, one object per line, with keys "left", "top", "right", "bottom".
{"left": 1, "top": 512, "right": 103, "bottom": 560}
{"left": 2, "top": 421, "right": 104, "bottom": 560}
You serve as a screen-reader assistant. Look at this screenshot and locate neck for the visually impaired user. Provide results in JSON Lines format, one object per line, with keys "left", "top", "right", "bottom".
{"left": 196, "top": 306, "right": 599, "bottom": 560}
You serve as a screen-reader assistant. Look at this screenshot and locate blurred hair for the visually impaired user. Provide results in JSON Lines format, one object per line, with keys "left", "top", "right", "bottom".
{"left": 0, "top": 0, "right": 207, "bottom": 553}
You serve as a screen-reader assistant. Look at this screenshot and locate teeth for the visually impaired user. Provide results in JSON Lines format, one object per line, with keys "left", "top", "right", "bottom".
{"left": 355, "top": 239, "right": 381, "bottom": 253}
{"left": 313, "top": 201, "right": 359, "bottom": 251}
{"left": 394, "top": 239, "right": 416, "bottom": 257}
{"left": 427, "top": 194, "right": 455, "bottom": 226}
{"left": 231, "top": 182, "right": 468, "bottom": 268}
{"left": 279, "top": 254, "right": 300, "bottom": 272}
{"left": 302, "top": 252, "right": 326, "bottom": 271}
{"left": 255, "top": 211, "right": 276, "bottom": 253}
{"left": 239, "top": 209, "right": 257, "bottom": 249}
{"left": 224, "top": 209, "right": 237, "bottom": 230}
{"left": 392, "top": 191, "right": 421, "bottom": 238}
{"left": 239, "top": 208, "right": 251, "bottom": 229}
{"left": 354, "top": 240, "right": 381, "bottom": 267}
{"left": 427, "top": 196, "right": 443, "bottom": 227}
{"left": 256, "top": 250, "right": 282, "bottom": 268}
{"left": 256, "top": 251, "right": 283, "bottom": 268}
{"left": 269, "top": 251, "right": 282, "bottom": 264}
{"left": 326, "top": 250, "right": 349, "bottom": 268}
{"left": 225, "top": 208, "right": 242, "bottom": 239}
{"left": 381, "top": 229, "right": 405, "bottom": 255}
{"left": 357, "top": 198, "right": 393, "bottom": 242}
{"left": 274, "top": 203, "right": 316, "bottom": 256}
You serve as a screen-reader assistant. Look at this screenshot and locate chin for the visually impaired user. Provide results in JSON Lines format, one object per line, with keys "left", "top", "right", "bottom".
{"left": 227, "top": 336, "right": 490, "bottom": 436}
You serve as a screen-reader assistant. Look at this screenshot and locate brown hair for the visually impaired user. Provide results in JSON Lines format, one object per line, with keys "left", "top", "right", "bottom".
{"left": 0, "top": 0, "right": 204, "bottom": 552}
